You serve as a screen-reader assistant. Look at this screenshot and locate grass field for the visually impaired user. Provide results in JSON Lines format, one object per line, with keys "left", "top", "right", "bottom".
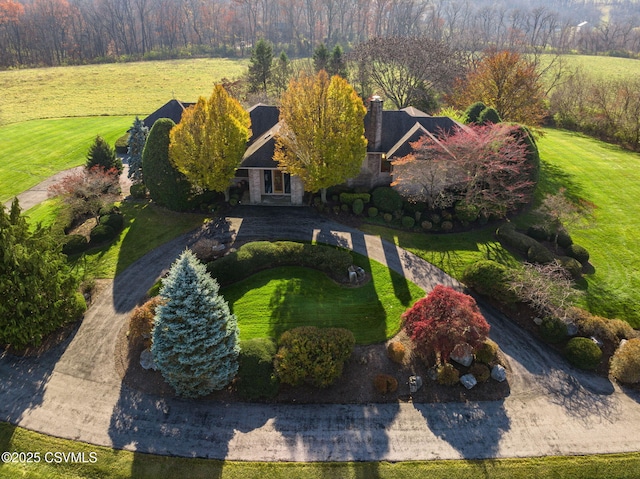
{"left": 0, "top": 116, "right": 131, "bottom": 203}
{"left": 0, "top": 58, "right": 248, "bottom": 125}
{"left": 539, "top": 53, "right": 640, "bottom": 81}
{"left": 223, "top": 255, "right": 424, "bottom": 344}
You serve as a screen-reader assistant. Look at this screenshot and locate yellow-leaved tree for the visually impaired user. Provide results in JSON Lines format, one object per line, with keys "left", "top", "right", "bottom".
{"left": 274, "top": 70, "right": 367, "bottom": 203}
{"left": 169, "top": 85, "right": 251, "bottom": 200}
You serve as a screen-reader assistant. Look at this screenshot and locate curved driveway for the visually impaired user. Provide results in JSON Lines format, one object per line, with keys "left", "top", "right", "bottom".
{"left": 2, "top": 206, "right": 640, "bottom": 461}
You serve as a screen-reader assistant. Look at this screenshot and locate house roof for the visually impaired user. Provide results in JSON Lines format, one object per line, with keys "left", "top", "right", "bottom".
{"left": 142, "top": 99, "right": 194, "bottom": 128}
{"left": 241, "top": 122, "right": 281, "bottom": 168}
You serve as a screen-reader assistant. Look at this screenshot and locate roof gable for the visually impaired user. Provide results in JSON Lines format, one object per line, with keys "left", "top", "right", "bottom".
{"left": 142, "top": 99, "right": 194, "bottom": 128}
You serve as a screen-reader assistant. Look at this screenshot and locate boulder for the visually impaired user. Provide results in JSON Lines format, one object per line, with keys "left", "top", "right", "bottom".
{"left": 491, "top": 364, "right": 507, "bottom": 382}
{"left": 460, "top": 374, "right": 477, "bottom": 390}
{"left": 450, "top": 343, "right": 473, "bottom": 367}
{"left": 409, "top": 375, "right": 423, "bottom": 393}
{"left": 140, "top": 348, "right": 158, "bottom": 370}
{"left": 566, "top": 321, "right": 579, "bottom": 336}
{"left": 533, "top": 317, "right": 543, "bottom": 326}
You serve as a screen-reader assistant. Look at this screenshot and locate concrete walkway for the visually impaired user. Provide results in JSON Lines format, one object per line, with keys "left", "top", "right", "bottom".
{"left": 2, "top": 206, "right": 640, "bottom": 462}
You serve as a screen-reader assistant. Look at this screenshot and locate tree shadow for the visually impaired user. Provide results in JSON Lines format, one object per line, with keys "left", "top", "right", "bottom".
{"left": 536, "top": 159, "right": 586, "bottom": 203}
{"left": 414, "top": 399, "right": 511, "bottom": 458}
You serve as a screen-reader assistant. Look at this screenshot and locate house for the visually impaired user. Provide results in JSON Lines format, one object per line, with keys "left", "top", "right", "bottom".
{"left": 143, "top": 97, "right": 460, "bottom": 206}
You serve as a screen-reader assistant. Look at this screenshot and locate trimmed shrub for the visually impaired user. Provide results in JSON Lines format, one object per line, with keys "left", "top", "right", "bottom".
{"left": 207, "top": 241, "right": 353, "bottom": 286}
{"left": 99, "top": 213, "right": 124, "bottom": 232}
{"left": 441, "top": 220, "right": 453, "bottom": 232}
{"left": 274, "top": 326, "right": 355, "bottom": 388}
{"left": 237, "top": 338, "right": 280, "bottom": 400}
{"left": 130, "top": 183, "right": 147, "bottom": 199}
{"left": 539, "top": 316, "right": 568, "bottom": 344}
{"left": 475, "top": 339, "right": 499, "bottom": 365}
{"left": 383, "top": 213, "right": 392, "bottom": 223}
{"left": 62, "top": 234, "right": 89, "bottom": 255}
{"left": 556, "top": 229, "right": 573, "bottom": 248}
{"left": 387, "top": 341, "right": 406, "bottom": 364}
{"left": 86, "top": 135, "right": 123, "bottom": 173}
{"left": 454, "top": 201, "right": 479, "bottom": 223}
{"left": 374, "top": 374, "right": 398, "bottom": 394}
{"left": 559, "top": 256, "right": 583, "bottom": 279}
{"left": 462, "top": 260, "right": 517, "bottom": 303}
{"left": 372, "top": 187, "right": 403, "bottom": 213}
{"left": 340, "top": 192, "right": 371, "bottom": 205}
{"left": 99, "top": 204, "right": 119, "bottom": 216}
{"left": 568, "top": 307, "right": 639, "bottom": 344}
{"left": 421, "top": 220, "right": 433, "bottom": 231}
{"left": 352, "top": 198, "right": 364, "bottom": 215}
{"left": 469, "top": 363, "right": 490, "bottom": 383}
{"left": 478, "top": 107, "right": 501, "bottom": 125}
{"left": 527, "top": 224, "right": 551, "bottom": 242}
{"left": 566, "top": 244, "right": 590, "bottom": 264}
{"left": 89, "top": 224, "right": 116, "bottom": 244}
{"left": 610, "top": 338, "right": 640, "bottom": 384}
{"left": 341, "top": 203, "right": 349, "bottom": 212}
{"left": 401, "top": 216, "right": 415, "bottom": 229}
{"left": 527, "top": 244, "right": 555, "bottom": 264}
{"left": 496, "top": 223, "right": 542, "bottom": 254}
{"left": 437, "top": 363, "right": 460, "bottom": 386}
{"left": 430, "top": 213, "right": 441, "bottom": 225}
{"left": 463, "top": 101, "right": 487, "bottom": 124}
{"left": 367, "top": 207, "right": 378, "bottom": 217}
{"left": 564, "top": 337, "right": 602, "bottom": 370}
{"left": 128, "top": 296, "right": 164, "bottom": 347}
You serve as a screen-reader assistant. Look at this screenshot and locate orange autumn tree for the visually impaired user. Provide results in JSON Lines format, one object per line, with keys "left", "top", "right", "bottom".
{"left": 169, "top": 85, "right": 250, "bottom": 200}
{"left": 403, "top": 285, "right": 490, "bottom": 365}
{"left": 450, "top": 50, "right": 546, "bottom": 127}
{"left": 274, "top": 70, "right": 367, "bottom": 203}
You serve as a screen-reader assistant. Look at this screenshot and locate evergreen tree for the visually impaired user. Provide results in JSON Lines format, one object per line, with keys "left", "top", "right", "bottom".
{"left": 142, "top": 118, "right": 193, "bottom": 211}
{"left": 272, "top": 50, "right": 292, "bottom": 95}
{"left": 313, "top": 43, "right": 329, "bottom": 73}
{"left": 86, "top": 135, "right": 123, "bottom": 174}
{"left": 151, "top": 249, "right": 239, "bottom": 398}
{"left": 126, "top": 117, "right": 149, "bottom": 184}
{"left": 248, "top": 38, "right": 273, "bottom": 93}
{"left": 328, "top": 44, "right": 347, "bottom": 78}
{"left": 0, "top": 199, "right": 85, "bottom": 350}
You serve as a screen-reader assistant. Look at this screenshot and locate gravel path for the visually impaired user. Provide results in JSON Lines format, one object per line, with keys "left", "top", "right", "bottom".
{"left": 2, "top": 205, "right": 640, "bottom": 462}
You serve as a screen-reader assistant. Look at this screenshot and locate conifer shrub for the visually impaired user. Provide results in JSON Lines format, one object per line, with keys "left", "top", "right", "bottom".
{"left": 62, "top": 234, "right": 89, "bottom": 255}
{"left": 568, "top": 307, "right": 639, "bottom": 344}
{"left": 539, "top": 316, "right": 569, "bottom": 344}
{"left": 387, "top": 341, "right": 406, "bottom": 364}
{"left": 441, "top": 220, "right": 453, "bottom": 231}
{"left": 340, "top": 192, "right": 371, "bottom": 205}
{"left": 559, "top": 256, "right": 583, "bottom": 279}
{"left": 152, "top": 250, "right": 239, "bottom": 398}
{"left": 383, "top": 213, "right": 393, "bottom": 222}
{"left": 421, "top": 220, "right": 433, "bottom": 231}
{"left": 454, "top": 201, "right": 479, "bottom": 223}
{"left": 373, "top": 374, "right": 398, "bottom": 394}
{"left": 469, "top": 363, "right": 491, "bottom": 383}
{"left": 368, "top": 207, "right": 378, "bottom": 217}
{"left": 527, "top": 244, "right": 555, "bottom": 264}
{"left": 610, "top": 338, "right": 640, "bottom": 384}
{"left": 372, "top": 187, "right": 403, "bottom": 213}
{"left": 341, "top": 203, "right": 349, "bottom": 212}
{"left": 437, "top": 363, "right": 460, "bottom": 386}
{"left": 478, "top": 107, "right": 501, "bottom": 125}
{"left": 564, "top": 337, "right": 602, "bottom": 370}
{"left": 86, "top": 135, "right": 123, "bottom": 173}
{"left": 475, "top": 339, "right": 499, "bottom": 365}
{"left": 352, "top": 198, "right": 364, "bottom": 215}
{"left": 527, "top": 224, "right": 551, "bottom": 241}
{"left": 129, "top": 183, "right": 147, "bottom": 199}
{"left": 237, "top": 338, "right": 279, "bottom": 400}
{"left": 462, "top": 260, "right": 517, "bottom": 303}
{"left": 99, "top": 213, "right": 124, "bottom": 232}
{"left": 556, "top": 229, "right": 573, "bottom": 248}
{"left": 566, "top": 244, "right": 590, "bottom": 264}
{"left": 274, "top": 326, "right": 354, "bottom": 388}
{"left": 463, "top": 101, "right": 487, "bottom": 124}
{"left": 401, "top": 216, "right": 415, "bottom": 229}
{"left": 496, "top": 223, "right": 542, "bottom": 254}
{"left": 89, "top": 224, "right": 116, "bottom": 244}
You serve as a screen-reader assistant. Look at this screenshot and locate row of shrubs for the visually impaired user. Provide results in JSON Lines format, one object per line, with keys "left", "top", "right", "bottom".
{"left": 62, "top": 209, "right": 125, "bottom": 255}
{"left": 206, "top": 241, "right": 353, "bottom": 286}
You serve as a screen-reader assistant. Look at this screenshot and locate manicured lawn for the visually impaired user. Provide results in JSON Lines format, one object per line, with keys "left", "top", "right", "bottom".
{"left": 25, "top": 200, "right": 206, "bottom": 280}
{"left": 0, "top": 116, "right": 132, "bottom": 203}
{"left": 223, "top": 254, "right": 424, "bottom": 344}
{"left": 2, "top": 421, "right": 640, "bottom": 479}
{"left": 0, "top": 58, "right": 248, "bottom": 125}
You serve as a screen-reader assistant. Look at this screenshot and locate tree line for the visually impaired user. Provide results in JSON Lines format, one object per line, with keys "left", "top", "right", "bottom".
{"left": 2, "top": 0, "right": 640, "bottom": 68}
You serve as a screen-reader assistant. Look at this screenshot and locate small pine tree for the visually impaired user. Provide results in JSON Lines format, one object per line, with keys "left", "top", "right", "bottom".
{"left": 272, "top": 50, "right": 292, "bottom": 95}
{"left": 151, "top": 250, "right": 240, "bottom": 398}
{"left": 313, "top": 43, "right": 330, "bottom": 73}
{"left": 86, "top": 135, "right": 122, "bottom": 173}
{"left": 126, "top": 117, "right": 149, "bottom": 184}
{"left": 248, "top": 38, "right": 273, "bottom": 93}
{"left": 328, "top": 44, "right": 347, "bottom": 78}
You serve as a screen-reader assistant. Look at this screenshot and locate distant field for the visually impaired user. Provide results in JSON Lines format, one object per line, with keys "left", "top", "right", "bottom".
{"left": 540, "top": 54, "right": 640, "bottom": 81}
{"left": 0, "top": 58, "right": 248, "bottom": 125}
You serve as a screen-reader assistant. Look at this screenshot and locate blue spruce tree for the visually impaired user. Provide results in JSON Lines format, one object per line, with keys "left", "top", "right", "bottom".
{"left": 151, "top": 249, "right": 239, "bottom": 398}
{"left": 127, "top": 116, "right": 149, "bottom": 184}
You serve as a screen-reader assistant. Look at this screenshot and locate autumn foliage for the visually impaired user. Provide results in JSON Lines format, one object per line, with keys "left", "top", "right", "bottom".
{"left": 403, "top": 285, "right": 490, "bottom": 365}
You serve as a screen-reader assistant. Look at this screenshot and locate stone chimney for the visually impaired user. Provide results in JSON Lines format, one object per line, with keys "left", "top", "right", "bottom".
{"left": 366, "top": 95, "right": 383, "bottom": 151}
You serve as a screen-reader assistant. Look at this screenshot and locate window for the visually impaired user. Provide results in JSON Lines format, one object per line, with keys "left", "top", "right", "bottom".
{"left": 380, "top": 154, "right": 391, "bottom": 173}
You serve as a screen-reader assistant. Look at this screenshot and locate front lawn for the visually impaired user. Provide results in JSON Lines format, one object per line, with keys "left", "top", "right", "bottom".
{"left": 223, "top": 254, "right": 424, "bottom": 344}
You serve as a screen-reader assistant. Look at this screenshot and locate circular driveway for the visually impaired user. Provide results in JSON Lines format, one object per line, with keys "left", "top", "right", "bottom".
{"left": 2, "top": 206, "right": 640, "bottom": 461}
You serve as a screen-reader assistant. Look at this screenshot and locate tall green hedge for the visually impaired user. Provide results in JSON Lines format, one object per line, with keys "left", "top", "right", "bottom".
{"left": 142, "top": 118, "right": 194, "bottom": 212}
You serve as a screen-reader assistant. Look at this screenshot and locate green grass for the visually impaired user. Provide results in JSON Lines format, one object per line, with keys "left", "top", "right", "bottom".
{"left": 0, "top": 116, "right": 131, "bottom": 203}
{"left": 0, "top": 58, "right": 248, "bottom": 125}
{"left": 539, "top": 54, "right": 640, "bottom": 82}
{"left": 223, "top": 254, "right": 424, "bottom": 344}
{"left": 3, "top": 421, "right": 640, "bottom": 479}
